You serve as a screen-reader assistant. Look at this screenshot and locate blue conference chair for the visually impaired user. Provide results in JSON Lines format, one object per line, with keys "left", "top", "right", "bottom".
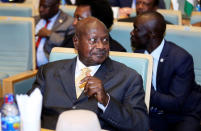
{"left": 165, "top": 25, "right": 201, "bottom": 85}
{"left": 190, "top": 11, "right": 201, "bottom": 25}
{"left": 49, "top": 47, "right": 153, "bottom": 109}
{"left": 110, "top": 22, "right": 133, "bottom": 52}
{"left": 130, "top": 9, "right": 182, "bottom": 25}
{"left": 0, "top": 3, "right": 33, "bottom": 17}
{"left": 60, "top": 5, "right": 76, "bottom": 17}
{"left": 0, "top": 16, "right": 36, "bottom": 97}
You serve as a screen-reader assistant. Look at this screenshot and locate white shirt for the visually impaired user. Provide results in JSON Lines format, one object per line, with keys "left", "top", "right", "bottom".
{"left": 144, "top": 39, "right": 165, "bottom": 90}
{"left": 61, "top": 0, "right": 76, "bottom": 5}
{"left": 75, "top": 57, "right": 109, "bottom": 112}
{"left": 131, "top": 0, "right": 136, "bottom": 8}
{"left": 70, "top": 0, "right": 76, "bottom": 4}
{"left": 35, "top": 12, "right": 60, "bottom": 67}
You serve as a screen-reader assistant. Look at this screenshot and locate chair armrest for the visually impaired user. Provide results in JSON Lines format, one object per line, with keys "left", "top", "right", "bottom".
{"left": 2, "top": 70, "right": 38, "bottom": 96}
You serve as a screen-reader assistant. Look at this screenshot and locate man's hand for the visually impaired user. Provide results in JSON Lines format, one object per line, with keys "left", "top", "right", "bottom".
{"left": 36, "top": 27, "right": 52, "bottom": 38}
{"left": 81, "top": 76, "right": 109, "bottom": 106}
{"left": 118, "top": 7, "right": 132, "bottom": 18}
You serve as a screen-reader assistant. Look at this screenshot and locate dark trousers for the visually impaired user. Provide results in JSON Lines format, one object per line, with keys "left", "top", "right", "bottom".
{"left": 149, "top": 112, "right": 201, "bottom": 131}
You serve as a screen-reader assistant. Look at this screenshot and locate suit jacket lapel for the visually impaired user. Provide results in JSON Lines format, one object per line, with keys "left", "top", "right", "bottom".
{"left": 157, "top": 41, "right": 169, "bottom": 85}
{"left": 94, "top": 58, "right": 114, "bottom": 89}
{"left": 52, "top": 11, "right": 67, "bottom": 31}
{"left": 58, "top": 58, "right": 77, "bottom": 102}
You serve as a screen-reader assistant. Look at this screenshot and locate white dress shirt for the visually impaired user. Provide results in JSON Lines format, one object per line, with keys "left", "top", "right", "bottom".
{"left": 131, "top": 0, "right": 136, "bottom": 8}
{"left": 35, "top": 12, "right": 60, "bottom": 67}
{"left": 144, "top": 39, "right": 165, "bottom": 90}
{"left": 75, "top": 57, "right": 109, "bottom": 112}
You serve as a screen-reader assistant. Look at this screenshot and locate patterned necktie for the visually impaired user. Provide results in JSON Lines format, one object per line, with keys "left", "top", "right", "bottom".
{"left": 36, "top": 20, "right": 50, "bottom": 48}
{"left": 75, "top": 68, "right": 91, "bottom": 98}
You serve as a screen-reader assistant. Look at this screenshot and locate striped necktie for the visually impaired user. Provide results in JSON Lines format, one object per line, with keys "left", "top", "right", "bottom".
{"left": 36, "top": 20, "right": 50, "bottom": 48}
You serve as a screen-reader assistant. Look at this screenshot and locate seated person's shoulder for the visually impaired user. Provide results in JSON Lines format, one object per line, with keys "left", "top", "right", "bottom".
{"left": 166, "top": 41, "right": 193, "bottom": 60}
{"left": 40, "top": 59, "right": 73, "bottom": 73}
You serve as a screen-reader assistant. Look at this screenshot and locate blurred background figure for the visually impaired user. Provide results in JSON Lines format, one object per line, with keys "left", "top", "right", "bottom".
{"left": 62, "top": 0, "right": 126, "bottom": 52}
{"left": 118, "top": 0, "right": 172, "bottom": 24}
{"left": 108, "top": 0, "right": 165, "bottom": 18}
{"left": 35, "top": 0, "right": 74, "bottom": 67}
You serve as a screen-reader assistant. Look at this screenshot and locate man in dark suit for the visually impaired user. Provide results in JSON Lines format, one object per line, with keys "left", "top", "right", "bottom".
{"left": 62, "top": 0, "right": 126, "bottom": 52}
{"left": 131, "top": 11, "right": 201, "bottom": 131}
{"left": 35, "top": 0, "right": 74, "bottom": 67}
{"left": 29, "top": 17, "right": 149, "bottom": 130}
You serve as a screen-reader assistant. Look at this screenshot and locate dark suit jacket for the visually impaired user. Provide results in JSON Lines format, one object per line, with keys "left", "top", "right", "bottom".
{"left": 135, "top": 41, "right": 201, "bottom": 121}
{"left": 35, "top": 10, "right": 74, "bottom": 57}
{"left": 109, "top": 0, "right": 166, "bottom": 9}
{"left": 62, "top": 33, "right": 127, "bottom": 52}
{"left": 30, "top": 58, "right": 149, "bottom": 131}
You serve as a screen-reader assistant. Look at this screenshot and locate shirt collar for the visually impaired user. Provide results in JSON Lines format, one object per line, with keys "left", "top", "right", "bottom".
{"left": 76, "top": 57, "right": 101, "bottom": 76}
{"left": 41, "top": 11, "right": 60, "bottom": 23}
{"left": 145, "top": 39, "right": 165, "bottom": 61}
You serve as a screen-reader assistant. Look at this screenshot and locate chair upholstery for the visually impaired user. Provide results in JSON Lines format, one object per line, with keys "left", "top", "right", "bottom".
{"left": 0, "top": 3, "right": 33, "bottom": 17}
{"left": 110, "top": 22, "right": 133, "bottom": 52}
{"left": 49, "top": 47, "right": 153, "bottom": 109}
{"left": 59, "top": 5, "right": 76, "bottom": 17}
{"left": 165, "top": 25, "right": 201, "bottom": 85}
{"left": 190, "top": 11, "right": 201, "bottom": 25}
{"left": 0, "top": 16, "right": 36, "bottom": 96}
{"left": 164, "top": 0, "right": 171, "bottom": 9}
{"left": 56, "top": 110, "right": 102, "bottom": 131}
{"left": 130, "top": 9, "right": 182, "bottom": 25}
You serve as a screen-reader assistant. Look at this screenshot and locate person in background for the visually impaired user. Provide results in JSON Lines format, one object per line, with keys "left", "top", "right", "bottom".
{"left": 117, "top": 0, "right": 172, "bottom": 24}
{"left": 131, "top": 11, "right": 201, "bottom": 131}
{"left": 108, "top": 0, "right": 165, "bottom": 18}
{"left": 35, "top": 0, "right": 74, "bottom": 67}
{"left": 62, "top": 0, "right": 126, "bottom": 52}
{"left": 29, "top": 17, "right": 149, "bottom": 130}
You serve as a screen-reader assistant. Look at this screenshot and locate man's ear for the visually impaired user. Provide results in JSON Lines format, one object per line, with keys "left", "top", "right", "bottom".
{"left": 73, "top": 34, "right": 79, "bottom": 50}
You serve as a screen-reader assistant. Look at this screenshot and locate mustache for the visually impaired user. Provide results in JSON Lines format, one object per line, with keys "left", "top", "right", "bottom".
{"left": 91, "top": 49, "right": 108, "bottom": 55}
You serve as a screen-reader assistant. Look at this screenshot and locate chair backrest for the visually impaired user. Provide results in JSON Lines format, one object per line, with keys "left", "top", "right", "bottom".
{"left": 0, "top": 16, "right": 36, "bottom": 77}
{"left": 56, "top": 110, "right": 102, "bottom": 131}
{"left": 163, "top": 0, "right": 171, "bottom": 9}
{"left": 0, "top": 3, "right": 34, "bottom": 17}
{"left": 130, "top": 9, "right": 182, "bottom": 25}
{"left": 165, "top": 25, "right": 201, "bottom": 85}
{"left": 49, "top": 47, "right": 153, "bottom": 109}
{"left": 157, "top": 9, "right": 182, "bottom": 25}
{"left": 110, "top": 22, "right": 133, "bottom": 52}
{"left": 60, "top": 5, "right": 76, "bottom": 17}
{"left": 190, "top": 11, "right": 201, "bottom": 25}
